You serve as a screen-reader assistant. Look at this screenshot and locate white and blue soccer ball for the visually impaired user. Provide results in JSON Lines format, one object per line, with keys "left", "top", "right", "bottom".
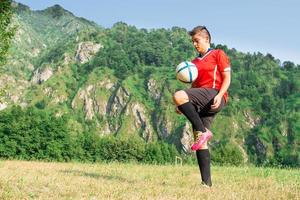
{"left": 176, "top": 61, "right": 198, "bottom": 83}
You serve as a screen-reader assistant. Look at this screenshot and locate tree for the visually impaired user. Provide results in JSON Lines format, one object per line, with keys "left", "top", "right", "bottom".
{"left": 282, "top": 61, "right": 295, "bottom": 70}
{"left": 0, "top": 0, "right": 16, "bottom": 66}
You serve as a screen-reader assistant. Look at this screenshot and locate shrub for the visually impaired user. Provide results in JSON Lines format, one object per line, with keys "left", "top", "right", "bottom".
{"left": 211, "top": 142, "right": 244, "bottom": 166}
{"left": 143, "top": 142, "right": 179, "bottom": 164}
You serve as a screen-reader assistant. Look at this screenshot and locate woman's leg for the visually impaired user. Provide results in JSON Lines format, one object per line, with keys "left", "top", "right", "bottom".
{"left": 196, "top": 98, "right": 225, "bottom": 187}
{"left": 196, "top": 149, "right": 212, "bottom": 186}
{"left": 196, "top": 115, "right": 215, "bottom": 187}
{"left": 173, "top": 88, "right": 223, "bottom": 186}
{"left": 173, "top": 90, "right": 206, "bottom": 132}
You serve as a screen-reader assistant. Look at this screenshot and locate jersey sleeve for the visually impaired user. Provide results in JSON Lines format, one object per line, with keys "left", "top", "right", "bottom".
{"left": 217, "top": 50, "right": 231, "bottom": 72}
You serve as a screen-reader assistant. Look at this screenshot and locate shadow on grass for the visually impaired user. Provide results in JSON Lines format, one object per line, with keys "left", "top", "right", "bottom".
{"left": 59, "top": 169, "right": 136, "bottom": 183}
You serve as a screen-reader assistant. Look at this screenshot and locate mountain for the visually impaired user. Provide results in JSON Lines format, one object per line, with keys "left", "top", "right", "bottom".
{"left": 0, "top": 2, "right": 299, "bottom": 166}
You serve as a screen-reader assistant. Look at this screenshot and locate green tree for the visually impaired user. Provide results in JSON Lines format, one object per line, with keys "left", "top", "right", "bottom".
{"left": 211, "top": 141, "right": 244, "bottom": 166}
{"left": 144, "top": 142, "right": 164, "bottom": 164}
{"left": 0, "top": 0, "right": 16, "bottom": 66}
{"left": 0, "top": 106, "right": 73, "bottom": 161}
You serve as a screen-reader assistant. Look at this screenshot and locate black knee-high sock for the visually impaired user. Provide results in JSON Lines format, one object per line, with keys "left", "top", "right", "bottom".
{"left": 178, "top": 102, "right": 206, "bottom": 132}
{"left": 196, "top": 149, "right": 212, "bottom": 186}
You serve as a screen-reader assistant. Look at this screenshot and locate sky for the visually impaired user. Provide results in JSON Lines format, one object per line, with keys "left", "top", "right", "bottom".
{"left": 17, "top": 0, "right": 300, "bottom": 65}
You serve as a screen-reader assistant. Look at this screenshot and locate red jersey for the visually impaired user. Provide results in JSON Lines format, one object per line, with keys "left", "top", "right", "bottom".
{"left": 191, "top": 49, "right": 231, "bottom": 102}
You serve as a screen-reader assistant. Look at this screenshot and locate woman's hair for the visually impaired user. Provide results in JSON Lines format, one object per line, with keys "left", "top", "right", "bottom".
{"left": 189, "top": 26, "right": 211, "bottom": 43}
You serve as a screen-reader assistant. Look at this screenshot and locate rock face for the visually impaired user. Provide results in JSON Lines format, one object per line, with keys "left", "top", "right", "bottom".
{"left": 254, "top": 136, "right": 266, "bottom": 157}
{"left": 63, "top": 53, "right": 72, "bottom": 65}
{"left": 0, "top": 103, "right": 7, "bottom": 111}
{"left": 106, "top": 86, "right": 130, "bottom": 132}
{"left": 72, "top": 85, "right": 96, "bottom": 120}
{"left": 71, "top": 80, "right": 157, "bottom": 141}
{"left": 0, "top": 75, "right": 29, "bottom": 105}
{"left": 31, "top": 67, "right": 53, "bottom": 84}
{"left": 126, "top": 102, "right": 153, "bottom": 142}
{"left": 147, "top": 78, "right": 162, "bottom": 101}
{"left": 71, "top": 79, "right": 119, "bottom": 136}
{"left": 244, "top": 111, "right": 260, "bottom": 128}
{"left": 147, "top": 78, "right": 173, "bottom": 140}
{"left": 75, "top": 42, "right": 103, "bottom": 64}
{"left": 180, "top": 122, "right": 193, "bottom": 154}
{"left": 156, "top": 115, "right": 172, "bottom": 139}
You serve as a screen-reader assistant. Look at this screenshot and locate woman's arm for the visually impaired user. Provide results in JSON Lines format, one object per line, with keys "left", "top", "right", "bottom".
{"left": 211, "top": 71, "right": 231, "bottom": 109}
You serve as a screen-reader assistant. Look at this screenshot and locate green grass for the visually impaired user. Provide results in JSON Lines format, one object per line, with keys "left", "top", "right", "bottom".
{"left": 0, "top": 160, "right": 299, "bottom": 200}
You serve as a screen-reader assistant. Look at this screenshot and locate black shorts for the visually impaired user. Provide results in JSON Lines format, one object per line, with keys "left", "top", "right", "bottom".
{"left": 184, "top": 88, "right": 225, "bottom": 129}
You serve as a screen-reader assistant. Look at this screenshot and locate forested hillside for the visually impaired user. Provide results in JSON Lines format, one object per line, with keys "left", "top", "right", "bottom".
{"left": 0, "top": 3, "right": 299, "bottom": 167}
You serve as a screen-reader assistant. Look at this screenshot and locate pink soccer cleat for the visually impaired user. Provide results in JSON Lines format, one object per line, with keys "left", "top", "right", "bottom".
{"left": 191, "top": 129, "right": 213, "bottom": 151}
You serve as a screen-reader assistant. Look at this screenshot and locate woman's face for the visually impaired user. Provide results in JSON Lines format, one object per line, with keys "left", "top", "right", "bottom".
{"left": 192, "top": 32, "right": 209, "bottom": 54}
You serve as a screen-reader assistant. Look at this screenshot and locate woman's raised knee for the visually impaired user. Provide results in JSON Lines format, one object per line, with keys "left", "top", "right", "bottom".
{"left": 173, "top": 90, "right": 189, "bottom": 105}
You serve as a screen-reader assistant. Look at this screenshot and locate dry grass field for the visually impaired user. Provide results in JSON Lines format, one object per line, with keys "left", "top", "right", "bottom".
{"left": 0, "top": 160, "right": 299, "bottom": 200}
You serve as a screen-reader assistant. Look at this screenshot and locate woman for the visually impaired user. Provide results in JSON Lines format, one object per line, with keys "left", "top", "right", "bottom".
{"left": 173, "top": 26, "right": 231, "bottom": 187}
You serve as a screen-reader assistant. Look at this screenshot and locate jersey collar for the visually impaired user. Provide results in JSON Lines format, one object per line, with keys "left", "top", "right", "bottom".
{"left": 198, "top": 48, "right": 213, "bottom": 59}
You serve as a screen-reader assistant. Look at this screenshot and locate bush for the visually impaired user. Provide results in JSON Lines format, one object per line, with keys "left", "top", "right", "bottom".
{"left": 0, "top": 106, "right": 73, "bottom": 161}
{"left": 211, "top": 142, "right": 244, "bottom": 166}
{"left": 143, "top": 142, "right": 178, "bottom": 164}
{"left": 96, "top": 136, "right": 145, "bottom": 162}
{"left": 0, "top": 106, "right": 180, "bottom": 164}
{"left": 274, "top": 148, "right": 299, "bottom": 168}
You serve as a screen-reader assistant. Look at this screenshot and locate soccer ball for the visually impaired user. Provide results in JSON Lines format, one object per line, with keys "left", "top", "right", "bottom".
{"left": 176, "top": 61, "right": 198, "bottom": 83}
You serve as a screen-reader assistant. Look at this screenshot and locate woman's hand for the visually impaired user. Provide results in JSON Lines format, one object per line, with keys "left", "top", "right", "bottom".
{"left": 211, "top": 70, "right": 230, "bottom": 110}
{"left": 211, "top": 94, "right": 222, "bottom": 110}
